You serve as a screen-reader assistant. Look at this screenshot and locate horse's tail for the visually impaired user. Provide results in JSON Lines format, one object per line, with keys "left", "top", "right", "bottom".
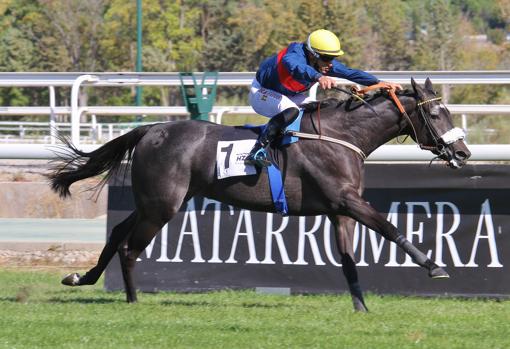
{"left": 49, "top": 124, "right": 155, "bottom": 198}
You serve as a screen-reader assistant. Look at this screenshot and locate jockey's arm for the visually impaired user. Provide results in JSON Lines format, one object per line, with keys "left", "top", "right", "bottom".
{"left": 329, "top": 60, "right": 379, "bottom": 87}
{"left": 324, "top": 60, "right": 403, "bottom": 92}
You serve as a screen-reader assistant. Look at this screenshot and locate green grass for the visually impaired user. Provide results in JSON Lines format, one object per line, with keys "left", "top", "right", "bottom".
{"left": 0, "top": 269, "right": 509, "bottom": 349}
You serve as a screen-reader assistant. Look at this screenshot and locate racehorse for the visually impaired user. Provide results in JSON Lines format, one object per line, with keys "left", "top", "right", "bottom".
{"left": 50, "top": 78, "right": 470, "bottom": 312}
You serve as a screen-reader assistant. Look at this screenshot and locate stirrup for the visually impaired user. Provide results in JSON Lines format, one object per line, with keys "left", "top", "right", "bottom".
{"left": 245, "top": 148, "right": 271, "bottom": 168}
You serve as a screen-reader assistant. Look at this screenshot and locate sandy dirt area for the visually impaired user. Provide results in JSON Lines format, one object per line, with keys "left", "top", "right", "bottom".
{"left": 0, "top": 160, "right": 104, "bottom": 268}
{"left": 0, "top": 159, "right": 54, "bottom": 181}
{"left": 0, "top": 248, "right": 100, "bottom": 269}
{"left": 0, "top": 159, "right": 107, "bottom": 218}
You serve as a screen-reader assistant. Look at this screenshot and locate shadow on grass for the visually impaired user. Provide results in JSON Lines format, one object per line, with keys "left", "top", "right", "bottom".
{"left": 0, "top": 296, "right": 18, "bottom": 302}
{"left": 160, "top": 299, "right": 217, "bottom": 307}
{"left": 47, "top": 296, "right": 122, "bottom": 304}
{"left": 240, "top": 302, "right": 291, "bottom": 309}
{"left": 0, "top": 295, "right": 120, "bottom": 304}
{"left": 161, "top": 299, "right": 292, "bottom": 309}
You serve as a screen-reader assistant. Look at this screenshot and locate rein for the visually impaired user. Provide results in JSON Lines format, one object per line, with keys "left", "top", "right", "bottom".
{"left": 387, "top": 90, "right": 464, "bottom": 155}
{"left": 288, "top": 86, "right": 374, "bottom": 160}
{"left": 286, "top": 83, "right": 462, "bottom": 161}
{"left": 333, "top": 86, "right": 380, "bottom": 117}
{"left": 354, "top": 84, "right": 426, "bottom": 149}
{"left": 355, "top": 83, "right": 449, "bottom": 153}
{"left": 285, "top": 87, "right": 371, "bottom": 160}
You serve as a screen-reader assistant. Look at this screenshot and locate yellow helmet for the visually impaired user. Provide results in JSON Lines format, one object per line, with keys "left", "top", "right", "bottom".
{"left": 306, "top": 29, "right": 344, "bottom": 58}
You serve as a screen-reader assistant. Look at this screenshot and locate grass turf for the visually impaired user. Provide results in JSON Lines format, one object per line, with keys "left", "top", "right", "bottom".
{"left": 0, "top": 269, "right": 509, "bottom": 349}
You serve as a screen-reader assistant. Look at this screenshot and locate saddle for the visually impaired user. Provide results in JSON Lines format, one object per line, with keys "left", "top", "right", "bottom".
{"left": 215, "top": 110, "right": 307, "bottom": 216}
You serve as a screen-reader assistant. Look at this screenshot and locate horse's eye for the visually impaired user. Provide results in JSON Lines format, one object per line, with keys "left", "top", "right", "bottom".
{"left": 430, "top": 105, "right": 440, "bottom": 117}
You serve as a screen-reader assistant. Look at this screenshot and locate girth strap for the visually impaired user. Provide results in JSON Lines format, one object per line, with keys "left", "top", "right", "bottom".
{"left": 286, "top": 131, "right": 367, "bottom": 160}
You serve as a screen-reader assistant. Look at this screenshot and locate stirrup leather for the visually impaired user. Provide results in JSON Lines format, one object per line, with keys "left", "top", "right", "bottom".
{"left": 245, "top": 147, "right": 271, "bottom": 168}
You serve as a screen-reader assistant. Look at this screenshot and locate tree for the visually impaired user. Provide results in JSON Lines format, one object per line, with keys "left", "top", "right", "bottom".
{"left": 32, "top": 0, "right": 107, "bottom": 71}
{"left": 0, "top": 0, "right": 56, "bottom": 107}
{"left": 451, "top": 0, "right": 506, "bottom": 33}
{"left": 409, "top": 0, "right": 463, "bottom": 102}
{"left": 496, "top": 0, "right": 510, "bottom": 22}
{"left": 411, "top": 0, "right": 462, "bottom": 71}
{"left": 200, "top": 0, "right": 284, "bottom": 72}
{"left": 362, "top": 0, "right": 411, "bottom": 70}
{"left": 100, "top": 0, "right": 204, "bottom": 107}
{"left": 0, "top": 2, "right": 37, "bottom": 71}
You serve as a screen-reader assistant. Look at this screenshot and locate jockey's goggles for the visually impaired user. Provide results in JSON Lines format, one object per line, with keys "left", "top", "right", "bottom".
{"left": 319, "top": 54, "right": 336, "bottom": 62}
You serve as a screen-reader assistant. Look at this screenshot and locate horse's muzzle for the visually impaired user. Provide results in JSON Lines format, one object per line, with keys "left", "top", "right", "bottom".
{"left": 444, "top": 140, "right": 471, "bottom": 168}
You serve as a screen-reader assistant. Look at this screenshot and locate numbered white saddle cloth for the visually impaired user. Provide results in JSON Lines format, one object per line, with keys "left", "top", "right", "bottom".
{"left": 216, "top": 140, "right": 258, "bottom": 179}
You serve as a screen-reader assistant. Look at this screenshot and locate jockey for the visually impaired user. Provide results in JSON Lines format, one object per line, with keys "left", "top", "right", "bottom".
{"left": 245, "top": 29, "right": 402, "bottom": 167}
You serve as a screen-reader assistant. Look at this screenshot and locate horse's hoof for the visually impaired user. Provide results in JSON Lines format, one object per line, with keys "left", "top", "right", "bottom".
{"left": 61, "top": 273, "right": 81, "bottom": 286}
{"left": 353, "top": 303, "right": 368, "bottom": 313}
{"left": 429, "top": 267, "right": 449, "bottom": 279}
{"left": 351, "top": 297, "right": 368, "bottom": 312}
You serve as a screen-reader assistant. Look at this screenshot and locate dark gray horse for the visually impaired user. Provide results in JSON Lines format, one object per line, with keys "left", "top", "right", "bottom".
{"left": 50, "top": 78, "right": 470, "bottom": 312}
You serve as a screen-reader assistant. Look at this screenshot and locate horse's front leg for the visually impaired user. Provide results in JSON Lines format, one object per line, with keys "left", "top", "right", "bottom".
{"left": 329, "top": 215, "right": 368, "bottom": 312}
{"left": 340, "top": 188, "right": 448, "bottom": 279}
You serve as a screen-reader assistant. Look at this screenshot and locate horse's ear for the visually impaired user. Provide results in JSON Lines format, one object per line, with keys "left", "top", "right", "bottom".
{"left": 424, "top": 77, "right": 433, "bottom": 91}
{"left": 411, "top": 77, "right": 420, "bottom": 94}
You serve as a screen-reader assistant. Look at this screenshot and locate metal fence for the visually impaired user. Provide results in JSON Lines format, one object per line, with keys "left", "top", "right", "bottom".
{"left": 0, "top": 71, "right": 509, "bottom": 160}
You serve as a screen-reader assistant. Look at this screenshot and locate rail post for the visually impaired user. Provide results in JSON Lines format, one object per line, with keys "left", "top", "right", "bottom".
{"left": 179, "top": 72, "right": 218, "bottom": 121}
{"left": 71, "top": 75, "right": 99, "bottom": 146}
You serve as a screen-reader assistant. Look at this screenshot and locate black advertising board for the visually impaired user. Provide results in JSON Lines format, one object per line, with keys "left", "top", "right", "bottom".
{"left": 105, "top": 164, "right": 510, "bottom": 297}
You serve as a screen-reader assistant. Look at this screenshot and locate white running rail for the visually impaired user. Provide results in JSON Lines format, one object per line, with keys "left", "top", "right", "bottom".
{"left": 0, "top": 71, "right": 509, "bottom": 159}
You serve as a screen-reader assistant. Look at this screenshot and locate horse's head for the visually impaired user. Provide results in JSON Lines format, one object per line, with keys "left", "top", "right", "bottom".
{"left": 406, "top": 77, "right": 471, "bottom": 168}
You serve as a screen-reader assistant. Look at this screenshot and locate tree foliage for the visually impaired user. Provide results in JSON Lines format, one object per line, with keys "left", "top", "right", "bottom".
{"left": 0, "top": 0, "right": 507, "bottom": 110}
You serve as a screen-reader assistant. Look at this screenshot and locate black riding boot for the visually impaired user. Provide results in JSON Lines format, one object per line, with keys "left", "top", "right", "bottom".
{"left": 245, "top": 107, "right": 300, "bottom": 167}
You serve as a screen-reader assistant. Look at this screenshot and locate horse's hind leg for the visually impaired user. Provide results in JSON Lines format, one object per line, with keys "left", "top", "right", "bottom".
{"left": 62, "top": 211, "right": 138, "bottom": 286}
{"left": 117, "top": 214, "right": 170, "bottom": 303}
{"left": 329, "top": 215, "right": 368, "bottom": 312}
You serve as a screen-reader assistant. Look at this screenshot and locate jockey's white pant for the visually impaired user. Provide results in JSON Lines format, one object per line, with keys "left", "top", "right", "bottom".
{"left": 249, "top": 79, "right": 315, "bottom": 118}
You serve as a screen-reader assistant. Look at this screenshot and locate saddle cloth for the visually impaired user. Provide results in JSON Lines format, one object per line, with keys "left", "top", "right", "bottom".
{"left": 215, "top": 110, "right": 305, "bottom": 215}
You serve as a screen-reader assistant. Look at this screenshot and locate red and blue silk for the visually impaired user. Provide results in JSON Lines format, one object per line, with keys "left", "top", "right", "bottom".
{"left": 255, "top": 42, "right": 379, "bottom": 96}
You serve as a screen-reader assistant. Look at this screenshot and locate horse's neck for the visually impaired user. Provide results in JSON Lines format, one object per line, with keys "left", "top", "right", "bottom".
{"left": 319, "top": 95, "right": 414, "bottom": 157}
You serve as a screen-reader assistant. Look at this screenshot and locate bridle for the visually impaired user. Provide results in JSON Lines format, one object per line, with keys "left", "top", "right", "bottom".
{"left": 294, "top": 83, "right": 465, "bottom": 162}
{"left": 352, "top": 83, "right": 465, "bottom": 158}
{"left": 402, "top": 93, "right": 465, "bottom": 155}
{"left": 414, "top": 96, "right": 446, "bottom": 151}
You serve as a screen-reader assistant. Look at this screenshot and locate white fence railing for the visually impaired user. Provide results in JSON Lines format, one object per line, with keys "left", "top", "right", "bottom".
{"left": 1, "top": 71, "right": 510, "bottom": 86}
{"left": 0, "top": 71, "right": 509, "bottom": 160}
{"left": 1, "top": 104, "right": 509, "bottom": 144}
{"left": 0, "top": 143, "right": 507, "bottom": 161}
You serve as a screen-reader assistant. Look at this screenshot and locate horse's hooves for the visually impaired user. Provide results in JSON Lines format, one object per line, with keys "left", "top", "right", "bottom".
{"left": 352, "top": 298, "right": 369, "bottom": 313}
{"left": 429, "top": 267, "right": 449, "bottom": 279}
{"left": 353, "top": 305, "right": 368, "bottom": 313}
{"left": 61, "top": 273, "right": 81, "bottom": 286}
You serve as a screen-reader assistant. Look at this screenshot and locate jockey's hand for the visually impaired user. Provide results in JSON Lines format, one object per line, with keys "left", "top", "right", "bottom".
{"left": 350, "top": 85, "right": 361, "bottom": 94}
{"left": 379, "top": 81, "right": 403, "bottom": 91}
{"left": 317, "top": 76, "right": 337, "bottom": 90}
